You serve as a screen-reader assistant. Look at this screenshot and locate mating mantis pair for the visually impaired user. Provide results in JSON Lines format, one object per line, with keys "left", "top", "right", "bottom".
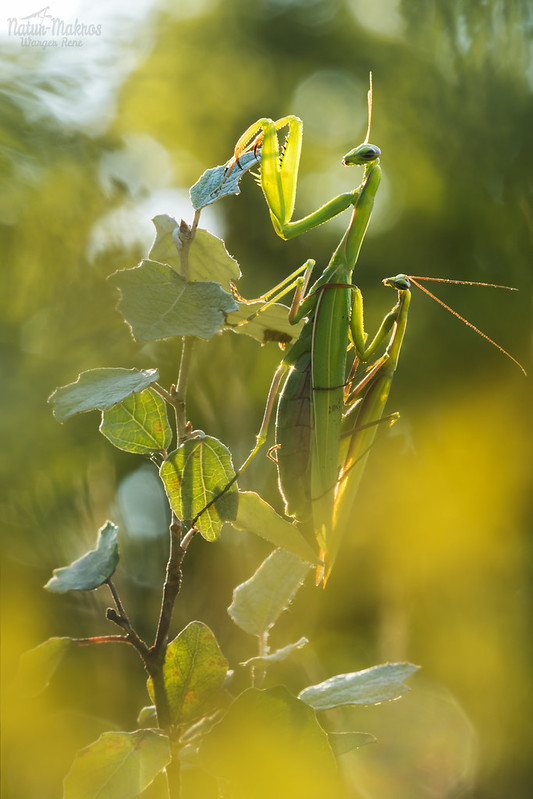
{"left": 224, "top": 82, "right": 524, "bottom": 585}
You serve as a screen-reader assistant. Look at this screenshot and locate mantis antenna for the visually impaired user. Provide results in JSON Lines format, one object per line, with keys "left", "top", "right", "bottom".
{"left": 364, "top": 72, "right": 373, "bottom": 145}
{"left": 408, "top": 275, "right": 527, "bottom": 376}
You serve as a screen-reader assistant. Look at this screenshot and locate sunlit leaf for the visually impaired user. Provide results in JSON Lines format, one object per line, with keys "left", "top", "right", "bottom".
{"left": 48, "top": 367, "right": 159, "bottom": 422}
{"left": 63, "top": 729, "right": 170, "bottom": 799}
{"left": 327, "top": 731, "right": 376, "bottom": 756}
{"left": 228, "top": 549, "right": 310, "bottom": 636}
{"left": 200, "top": 686, "right": 339, "bottom": 799}
{"left": 298, "top": 662, "right": 420, "bottom": 710}
{"left": 233, "top": 491, "right": 317, "bottom": 562}
{"left": 189, "top": 228, "right": 241, "bottom": 289}
{"left": 16, "top": 637, "right": 73, "bottom": 698}
{"left": 190, "top": 151, "right": 260, "bottom": 210}
{"left": 149, "top": 220, "right": 241, "bottom": 291}
{"left": 240, "top": 637, "right": 308, "bottom": 667}
{"left": 159, "top": 436, "right": 237, "bottom": 541}
{"left": 99, "top": 387, "right": 172, "bottom": 454}
{"left": 44, "top": 521, "right": 119, "bottom": 593}
{"left": 225, "top": 301, "right": 303, "bottom": 345}
{"left": 147, "top": 622, "right": 228, "bottom": 726}
{"left": 108, "top": 260, "right": 238, "bottom": 341}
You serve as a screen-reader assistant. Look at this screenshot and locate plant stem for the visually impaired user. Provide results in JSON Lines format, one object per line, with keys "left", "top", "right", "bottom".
{"left": 72, "top": 635, "right": 130, "bottom": 645}
{"left": 173, "top": 337, "right": 194, "bottom": 443}
{"left": 105, "top": 579, "right": 149, "bottom": 657}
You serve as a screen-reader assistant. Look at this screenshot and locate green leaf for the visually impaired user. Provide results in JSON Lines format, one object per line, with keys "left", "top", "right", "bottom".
{"left": 190, "top": 151, "right": 260, "bottom": 210}
{"left": 159, "top": 436, "right": 238, "bottom": 541}
{"left": 149, "top": 220, "right": 241, "bottom": 291}
{"left": 327, "top": 731, "right": 376, "bottom": 756}
{"left": 189, "top": 228, "right": 241, "bottom": 289}
{"left": 225, "top": 301, "right": 304, "bottom": 345}
{"left": 240, "top": 637, "right": 308, "bottom": 667}
{"left": 99, "top": 388, "right": 172, "bottom": 454}
{"left": 200, "top": 686, "right": 340, "bottom": 799}
{"left": 108, "top": 260, "right": 238, "bottom": 342}
{"left": 44, "top": 521, "right": 119, "bottom": 593}
{"left": 228, "top": 549, "right": 310, "bottom": 636}
{"left": 48, "top": 367, "right": 159, "bottom": 422}
{"left": 148, "top": 214, "right": 181, "bottom": 271}
{"left": 16, "top": 637, "right": 72, "bottom": 697}
{"left": 63, "top": 729, "right": 170, "bottom": 799}
{"left": 298, "top": 662, "right": 420, "bottom": 710}
{"left": 233, "top": 491, "right": 317, "bottom": 562}
{"left": 147, "top": 622, "right": 228, "bottom": 727}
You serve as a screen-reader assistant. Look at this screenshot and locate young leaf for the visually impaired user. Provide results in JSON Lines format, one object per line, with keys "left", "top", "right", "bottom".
{"left": 63, "top": 729, "right": 170, "bottom": 799}
{"left": 99, "top": 387, "right": 172, "bottom": 454}
{"left": 44, "top": 521, "right": 119, "bottom": 593}
{"left": 15, "top": 637, "right": 73, "bottom": 697}
{"left": 327, "top": 731, "right": 376, "bottom": 756}
{"left": 48, "top": 367, "right": 159, "bottom": 422}
{"left": 298, "top": 662, "right": 420, "bottom": 711}
{"left": 147, "top": 622, "right": 228, "bottom": 727}
{"left": 225, "top": 301, "right": 304, "bottom": 346}
{"left": 190, "top": 151, "right": 260, "bottom": 210}
{"left": 200, "top": 686, "right": 341, "bottom": 799}
{"left": 108, "top": 260, "right": 239, "bottom": 342}
{"left": 233, "top": 491, "right": 317, "bottom": 563}
{"left": 228, "top": 549, "right": 310, "bottom": 637}
{"left": 240, "top": 637, "right": 308, "bottom": 667}
{"left": 159, "top": 436, "right": 238, "bottom": 541}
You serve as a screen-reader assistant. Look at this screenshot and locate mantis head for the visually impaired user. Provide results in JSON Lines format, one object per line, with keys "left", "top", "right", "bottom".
{"left": 342, "top": 143, "right": 381, "bottom": 166}
{"left": 383, "top": 274, "right": 411, "bottom": 291}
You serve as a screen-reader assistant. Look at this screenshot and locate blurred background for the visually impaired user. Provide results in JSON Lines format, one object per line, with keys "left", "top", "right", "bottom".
{"left": 1, "top": 0, "right": 532, "bottom": 797}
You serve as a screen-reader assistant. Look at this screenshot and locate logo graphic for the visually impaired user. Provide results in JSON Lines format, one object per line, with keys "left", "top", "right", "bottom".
{"left": 7, "top": 5, "right": 102, "bottom": 48}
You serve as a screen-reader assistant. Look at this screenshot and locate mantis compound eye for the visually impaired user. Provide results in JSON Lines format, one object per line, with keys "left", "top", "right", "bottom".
{"left": 342, "top": 143, "right": 381, "bottom": 166}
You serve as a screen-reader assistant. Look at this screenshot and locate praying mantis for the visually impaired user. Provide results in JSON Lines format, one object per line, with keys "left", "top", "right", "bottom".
{"left": 226, "top": 82, "right": 411, "bottom": 584}
{"left": 225, "top": 82, "right": 525, "bottom": 584}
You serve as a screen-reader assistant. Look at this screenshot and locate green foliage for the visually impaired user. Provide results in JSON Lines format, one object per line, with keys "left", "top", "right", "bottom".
{"left": 190, "top": 152, "right": 260, "bottom": 210}
{"left": 228, "top": 549, "right": 311, "bottom": 636}
{"left": 147, "top": 622, "right": 228, "bottom": 727}
{"left": 63, "top": 730, "right": 171, "bottom": 799}
{"left": 100, "top": 388, "right": 172, "bottom": 454}
{"left": 232, "top": 491, "right": 317, "bottom": 561}
{"left": 108, "top": 260, "right": 239, "bottom": 341}
{"left": 298, "top": 662, "right": 420, "bottom": 710}
{"left": 48, "top": 368, "right": 159, "bottom": 422}
{"left": 44, "top": 522, "right": 119, "bottom": 593}
{"left": 159, "top": 436, "right": 238, "bottom": 541}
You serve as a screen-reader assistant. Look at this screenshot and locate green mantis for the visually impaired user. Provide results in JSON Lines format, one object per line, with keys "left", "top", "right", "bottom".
{"left": 228, "top": 83, "right": 408, "bottom": 583}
